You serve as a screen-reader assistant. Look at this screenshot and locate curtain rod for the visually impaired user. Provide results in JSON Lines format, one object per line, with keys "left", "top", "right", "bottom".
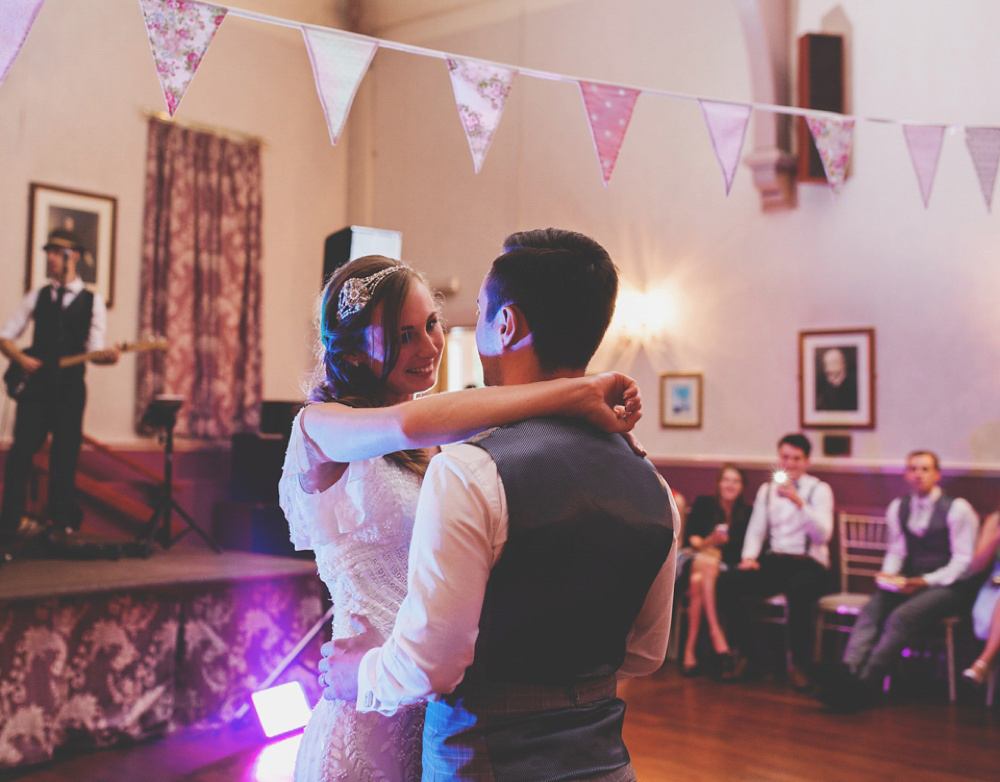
{"left": 141, "top": 108, "right": 269, "bottom": 147}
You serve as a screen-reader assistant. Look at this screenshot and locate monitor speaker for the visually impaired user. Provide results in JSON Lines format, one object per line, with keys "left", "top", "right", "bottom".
{"left": 323, "top": 226, "right": 403, "bottom": 284}
{"left": 797, "top": 33, "right": 845, "bottom": 183}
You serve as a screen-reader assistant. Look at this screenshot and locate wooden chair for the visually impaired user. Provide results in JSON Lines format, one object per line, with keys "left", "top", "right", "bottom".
{"left": 814, "top": 510, "right": 961, "bottom": 703}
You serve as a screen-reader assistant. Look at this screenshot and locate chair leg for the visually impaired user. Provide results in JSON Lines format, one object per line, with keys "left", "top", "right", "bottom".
{"left": 946, "top": 623, "right": 956, "bottom": 704}
{"left": 814, "top": 614, "right": 825, "bottom": 663}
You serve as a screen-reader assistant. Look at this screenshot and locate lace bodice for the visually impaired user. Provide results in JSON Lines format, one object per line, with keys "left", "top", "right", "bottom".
{"left": 279, "top": 410, "right": 422, "bottom": 640}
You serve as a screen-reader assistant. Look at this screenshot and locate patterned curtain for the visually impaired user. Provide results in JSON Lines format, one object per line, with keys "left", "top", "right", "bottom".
{"left": 136, "top": 118, "right": 263, "bottom": 439}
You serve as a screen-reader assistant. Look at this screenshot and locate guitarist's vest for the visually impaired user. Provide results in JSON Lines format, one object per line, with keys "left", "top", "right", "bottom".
{"left": 31, "top": 285, "right": 94, "bottom": 386}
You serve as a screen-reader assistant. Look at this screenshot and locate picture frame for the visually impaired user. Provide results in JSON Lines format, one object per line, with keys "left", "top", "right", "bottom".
{"left": 26, "top": 183, "right": 118, "bottom": 307}
{"left": 799, "top": 328, "right": 875, "bottom": 429}
{"left": 660, "top": 372, "right": 702, "bottom": 428}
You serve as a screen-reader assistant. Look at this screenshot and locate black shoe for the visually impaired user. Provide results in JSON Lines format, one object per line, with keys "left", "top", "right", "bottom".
{"left": 719, "top": 652, "right": 749, "bottom": 682}
{"left": 681, "top": 661, "right": 702, "bottom": 677}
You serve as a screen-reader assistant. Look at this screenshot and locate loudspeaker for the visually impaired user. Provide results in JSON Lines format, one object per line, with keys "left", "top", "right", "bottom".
{"left": 230, "top": 432, "right": 287, "bottom": 504}
{"left": 323, "top": 225, "right": 403, "bottom": 284}
{"left": 797, "top": 33, "right": 845, "bottom": 183}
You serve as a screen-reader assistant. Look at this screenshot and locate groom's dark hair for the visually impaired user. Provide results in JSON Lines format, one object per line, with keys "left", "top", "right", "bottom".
{"left": 484, "top": 228, "right": 618, "bottom": 372}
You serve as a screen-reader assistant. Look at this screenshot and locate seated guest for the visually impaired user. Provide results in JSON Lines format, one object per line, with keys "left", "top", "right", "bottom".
{"left": 680, "top": 463, "right": 752, "bottom": 675}
{"left": 717, "top": 433, "right": 834, "bottom": 689}
{"left": 818, "top": 450, "right": 979, "bottom": 711}
{"left": 963, "top": 509, "right": 1000, "bottom": 685}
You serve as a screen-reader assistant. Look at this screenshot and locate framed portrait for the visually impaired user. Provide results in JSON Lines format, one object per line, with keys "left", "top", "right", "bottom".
{"left": 799, "top": 328, "right": 875, "bottom": 429}
{"left": 26, "top": 183, "right": 118, "bottom": 307}
{"left": 660, "top": 372, "right": 702, "bottom": 428}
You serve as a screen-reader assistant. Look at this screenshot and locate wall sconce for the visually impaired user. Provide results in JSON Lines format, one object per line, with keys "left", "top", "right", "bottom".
{"left": 613, "top": 284, "right": 676, "bottom": 344}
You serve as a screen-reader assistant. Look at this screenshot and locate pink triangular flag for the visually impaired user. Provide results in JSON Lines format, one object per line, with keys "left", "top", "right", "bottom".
{"left": 446, "top": 57, "right": 517, "bottom": 174}
{"left": 138, "top": 0, "right": 226, "bottom": 116}
{"left": 805, "top": 115, "right": 855, "bottom": 195}
{"left": 302, "top": 27, "right": 377, "bottom": 145}
{"left": 965, "top": 127, "right": 1000, "bottom": 212}
{"left": 699, "top": 100, "right": 751, "bottom": 195}
{"left": 902, "top": 124, "right": 946, "bottom": 208}
{"left": 1, "top": 0, "right": 45, "bottom": 86}
{"left": 579, "top": 82, "right": 640, "bottom": 186}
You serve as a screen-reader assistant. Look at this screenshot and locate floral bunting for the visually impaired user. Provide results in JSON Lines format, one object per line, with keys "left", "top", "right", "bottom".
{"left": 138, "top": 0, "right": 226, "bottom": 117}
{"left": 902, "top": 124, "right": 946, "bottom": 208}
{"left": 301, "top": 27, "right": 377, "bottom": 146}
{"left": 579, "top": 82, "right": 640, "bottom": 186}
{"left": 806, "top": 116, "right": 855, "bottom": 195}
{"left": 699, "top": 100, "right": 751, "bottom": 195}
{"left": 0, "top": 0, "right": 45, "bottom": 87}
{"left": 446, "top": 57, "right": 516, "bottom": 173}
{"left": 965, "top": 127, "right": 1000, "bottom": 212}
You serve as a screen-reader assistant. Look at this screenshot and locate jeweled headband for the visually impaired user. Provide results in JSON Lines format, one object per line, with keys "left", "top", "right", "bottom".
{"left": 337, "top": 264, "right": 407, "bottom": 322}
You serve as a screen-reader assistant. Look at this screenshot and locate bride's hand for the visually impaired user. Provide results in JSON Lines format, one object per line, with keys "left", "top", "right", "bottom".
{"left": 319, "top": 614, "right": 384, "bottom": 701}
{"left": 577, "top": 372, "right": 643, "bottom": 433}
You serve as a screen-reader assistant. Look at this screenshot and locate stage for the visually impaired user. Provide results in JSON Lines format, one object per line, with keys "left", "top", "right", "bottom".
{"left": 0, "top": 547, "right": 326, "bottom": 770}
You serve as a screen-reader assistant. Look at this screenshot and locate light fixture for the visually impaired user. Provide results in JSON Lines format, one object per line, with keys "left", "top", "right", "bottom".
{"left": 251, "top": 681, "right": 312, "bottom": 738}
{"left": 613, "top": 284, "right": 677, "bottom": 344}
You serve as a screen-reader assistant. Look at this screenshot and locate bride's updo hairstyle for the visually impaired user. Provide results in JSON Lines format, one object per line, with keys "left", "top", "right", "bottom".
{"left": 308, "top": 255, "right": 436, "bottom": 475}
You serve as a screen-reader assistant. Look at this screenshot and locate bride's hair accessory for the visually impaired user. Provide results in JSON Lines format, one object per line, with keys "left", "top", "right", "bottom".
{"left": 337, "top": 264, "right": 406, "bottom": 322}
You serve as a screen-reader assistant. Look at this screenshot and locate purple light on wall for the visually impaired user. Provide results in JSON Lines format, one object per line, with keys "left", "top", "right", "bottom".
{"left": 251, "top": 681, "right": 311, "bottom": 738}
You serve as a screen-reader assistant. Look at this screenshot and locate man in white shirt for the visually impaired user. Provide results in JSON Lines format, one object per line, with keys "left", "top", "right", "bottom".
{"left": 320, "top": 228, "right": 678, "bottom": 781}
{"left": 0, "top": 229, "right": 117, "bottom": 549}
{"left": 716, "top": 433, "right": 834, "bottom": 689}
{"left": 818, "top": 450, "right": 978, "bottom": 711}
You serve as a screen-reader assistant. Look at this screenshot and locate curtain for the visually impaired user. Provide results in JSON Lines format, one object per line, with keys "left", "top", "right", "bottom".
{"left": 136, "top": 118, "right": 263, "bottom": 439}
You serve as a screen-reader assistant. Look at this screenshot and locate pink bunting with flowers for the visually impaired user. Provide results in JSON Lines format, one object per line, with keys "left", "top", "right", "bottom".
{"left": 805, "top": 116, "right": 854, "bottom": 195}
{"left": 965, "top": 127, "right": 1000, "bottom": 212}
{"left": 699, "top": 100, "right": 751, "bottom": 195}
{"left": 302, "top": 27, "right": 377, "bottom": 145}
{"left": 902, "top": 124, "right": 946, "bottom": 208}
{"left": 579, "top": 82, "right": 640, "bottom": 186}
{"left": 138, "top": 0, "right": 226, "bottom": 117}
{"left": 1, "top": 0, "right": 45, "bottom": 87}
{"left": 446, "top": 57, "right": 517, "bottom": 173}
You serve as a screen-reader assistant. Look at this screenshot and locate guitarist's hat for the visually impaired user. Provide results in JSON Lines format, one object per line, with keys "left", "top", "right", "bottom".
{"left": 42, "top": 228, "right": 83, "bottom": 252}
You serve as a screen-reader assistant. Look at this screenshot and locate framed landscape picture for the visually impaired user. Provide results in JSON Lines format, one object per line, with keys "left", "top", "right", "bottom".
{"left": 26, "top": 183, "right": 118, "bottom": 306}
{"left": 799, "top": 328, "right": 875, "bottom": 429}
{"left": 660, "top": 372, "right": 702, "bottom": 428}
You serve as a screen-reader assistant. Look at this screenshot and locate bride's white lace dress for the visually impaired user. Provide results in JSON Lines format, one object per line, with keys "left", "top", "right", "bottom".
{"left": 279, "top": 411, "right": 424, "bottom": 781}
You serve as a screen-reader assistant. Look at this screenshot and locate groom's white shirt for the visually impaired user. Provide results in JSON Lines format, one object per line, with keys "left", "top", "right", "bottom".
{"left": 356, "top": 443, "right": 679, "bottom": 716}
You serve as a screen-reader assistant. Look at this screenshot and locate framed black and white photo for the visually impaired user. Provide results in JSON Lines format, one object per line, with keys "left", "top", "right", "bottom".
{"left": 660, "top": 372, "right": 702, "bottom": 428}
{"left": 26, "top": 183, "right": 118, "bottom": 306}
{"left": 799, "top": 328, "right": 875, "bottom": 429}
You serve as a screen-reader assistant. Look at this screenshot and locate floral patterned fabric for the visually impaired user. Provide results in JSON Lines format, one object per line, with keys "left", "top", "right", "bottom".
{"left": 446, "top": 56, "right": 517, "bottom": 173}
{"left": 805, "top": 116, "right": 855, "bottom": 194}
{"left": 138, "top": 0, "right": 227, "bottom": 117}
{"left": 136, "top": 118, "right": 263, "bottom": 439}
{"left": 0, "top": 0, "right": 45, "bottom": 86}
{"left": 579, "top": 81, "right": 640, "bottom": 186}
{"left": 0, "top": 575, "right": 324, "bottom": 769}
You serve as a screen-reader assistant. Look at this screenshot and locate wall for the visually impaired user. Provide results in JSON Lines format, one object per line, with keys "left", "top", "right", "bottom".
{"left": 355, "top": 0, "right": 1000, "bottom": 475}
{"left": 0, "top": 0, "right": 350, "bottom": 446}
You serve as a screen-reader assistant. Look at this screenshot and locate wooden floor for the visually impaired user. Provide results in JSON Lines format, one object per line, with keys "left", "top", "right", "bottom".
{"left": 6, "top": 666, "right": 999, "bottom": 781}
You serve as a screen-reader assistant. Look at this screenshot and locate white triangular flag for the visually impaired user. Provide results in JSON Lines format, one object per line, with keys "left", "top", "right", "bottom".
{"left": 806, "top": 116, "right": 855, "bottom": 195}
{"left": 902, "top": 124, "right": 946, "bottom": 208}
{"left": 446, "top": 57, "right": 517, "bottom": 173}
{"left": 138, "top": 0, "right": 226, "bottom": 116}
{"left": 965, "top": 126, "right": 1000, "bottom": 212}
{"left": 1, "top": 0, "right": 45, "bottom": 86}
{"left": 699, "top": 100, "right": 751, "bottom": 195}
{"left": 301, "top": 27, "right": 377, "bottom": 146}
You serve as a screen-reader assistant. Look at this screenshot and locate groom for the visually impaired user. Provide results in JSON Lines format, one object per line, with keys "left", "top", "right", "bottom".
{"left": 321, "top": 228, "right": 678, "bottom": 781}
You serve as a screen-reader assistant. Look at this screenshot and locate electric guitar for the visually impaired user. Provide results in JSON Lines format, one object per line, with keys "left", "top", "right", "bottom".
{"left": 3, "top": 338, "right": 169, "bottom": 401}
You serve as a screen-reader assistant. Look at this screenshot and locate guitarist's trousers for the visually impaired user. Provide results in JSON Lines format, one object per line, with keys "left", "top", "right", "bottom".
{"left": 0, "top": 376, "right": 86, "bottom": 538}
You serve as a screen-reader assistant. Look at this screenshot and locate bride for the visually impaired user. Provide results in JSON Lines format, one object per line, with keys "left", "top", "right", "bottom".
{"left": 279, "top": 254, "right": 642, "bottom": 781}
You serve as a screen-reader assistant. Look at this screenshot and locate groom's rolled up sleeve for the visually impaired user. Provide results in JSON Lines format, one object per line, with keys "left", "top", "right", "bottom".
{"left": 356, "top": 445, "right": 506, "bottom": 716}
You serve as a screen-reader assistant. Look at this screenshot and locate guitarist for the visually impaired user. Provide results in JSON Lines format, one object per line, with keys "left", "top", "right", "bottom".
{"left": 0, "top": 229, "right": 118, "bottom": 549}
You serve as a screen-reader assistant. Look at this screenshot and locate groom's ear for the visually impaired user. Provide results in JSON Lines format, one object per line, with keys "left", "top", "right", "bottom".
{"left": 497, "top": 303, "right": 530, "bottom": 349}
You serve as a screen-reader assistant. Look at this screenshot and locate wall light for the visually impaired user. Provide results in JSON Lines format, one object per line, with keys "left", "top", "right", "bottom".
{"left": 613, "top": 284, "right": 677, "bottom": 344}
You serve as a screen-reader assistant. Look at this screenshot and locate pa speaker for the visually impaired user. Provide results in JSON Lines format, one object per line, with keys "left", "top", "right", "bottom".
{"left": 797, "top": 33, "right": 845, "bottom": 183}
{"left": 323, "top": 226, "right": 403, "bottom": 284}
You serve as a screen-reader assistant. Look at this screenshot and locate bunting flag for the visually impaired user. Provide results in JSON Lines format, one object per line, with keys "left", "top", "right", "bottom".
{"left": 1, "top": 0, "right": 45, "bottom": 87}
{"left": 699, "top": 100, "right": 751, "bottom": 195}
{"left": 446, "top": 57, "right": 517, "bottom": 173}
{"left": 806, "top": 116, "right": 855, "bottom": 195}
{"left": 302, "top": 27, "right": 377, "bottom": 145}
{"left": 138, "top": 0, "right": 227, "bottom": 117}
{"left": 965, "top": 127, "right": 1000, "bottom": 212}
{"left": 902, "top": 124, "right": 946, "bottom": 208}
{"left": 579, "top": 82, "right": 640, "bottom": 186}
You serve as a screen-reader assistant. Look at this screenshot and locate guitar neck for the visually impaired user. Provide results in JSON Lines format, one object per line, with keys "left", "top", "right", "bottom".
{"left": 59, "top": 350, "right": 108, "bottom": 369}
{"left": 56, "top": 340, "right": 167, "bottom": 369}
